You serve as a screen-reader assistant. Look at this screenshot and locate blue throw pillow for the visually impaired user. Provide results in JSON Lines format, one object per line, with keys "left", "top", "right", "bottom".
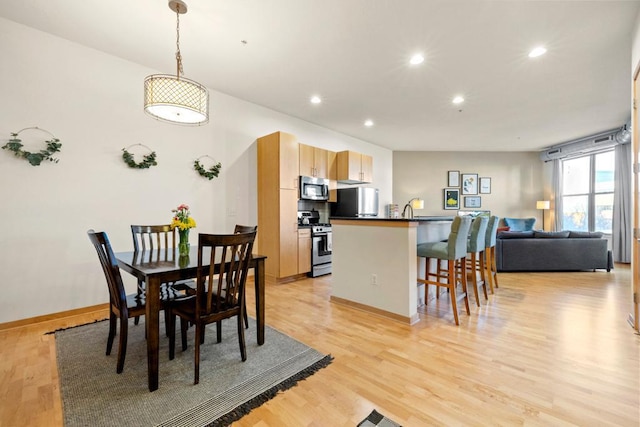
{"left": 504, "top": 217, "right": 536, "bottom": 232}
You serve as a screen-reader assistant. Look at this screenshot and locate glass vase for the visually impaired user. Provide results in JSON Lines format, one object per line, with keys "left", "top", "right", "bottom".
{"left": 178, "top": 229, "right": 190, "bottom": 257}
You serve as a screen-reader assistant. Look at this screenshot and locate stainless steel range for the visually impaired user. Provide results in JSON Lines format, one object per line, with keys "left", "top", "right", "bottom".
{"left": 298, "top": 210, "right": 332, "bottom": 277}
{"left": 310, "top": 224, "right": 332, "bottom": 277}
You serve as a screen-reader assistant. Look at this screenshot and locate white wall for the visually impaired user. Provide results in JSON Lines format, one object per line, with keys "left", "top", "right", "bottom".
{"left": 393, "top": 151, "right": 544, "bottom": 224}
{"left": 0, "top": 18, "right": 392, "bottom": 323}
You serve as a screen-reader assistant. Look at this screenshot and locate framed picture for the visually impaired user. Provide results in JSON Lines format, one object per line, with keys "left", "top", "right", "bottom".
{"left": 464, "top": 196, "right": 481, "bottom": 208}
{"left": 447, "top": 170, "right": 460, "bottom": 187}
{"left": 461, "top": 173, "right": 478, "bottom": 195}
{"left": 479, "top": 177, "right": 491, "bottom": 194}
{"left": 443, "top": 188, "right": 460, "bottom": 210}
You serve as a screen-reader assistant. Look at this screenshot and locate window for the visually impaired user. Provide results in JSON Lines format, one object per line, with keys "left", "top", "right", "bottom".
{"left": 561, "top": 150, "right": 615, "bottom": 233}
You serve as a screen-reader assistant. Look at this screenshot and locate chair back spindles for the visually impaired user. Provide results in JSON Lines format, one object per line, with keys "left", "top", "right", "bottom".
{"left": 87, "top": 230, "right": 129, "bottom": 316}
{"left": 131, "top": 224, "right": 176, "bottom": 253}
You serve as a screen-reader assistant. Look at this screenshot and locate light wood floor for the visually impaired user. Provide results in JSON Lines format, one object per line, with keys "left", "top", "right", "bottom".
{"left": 1, "top": 266, "right": 638, "bottom": 426}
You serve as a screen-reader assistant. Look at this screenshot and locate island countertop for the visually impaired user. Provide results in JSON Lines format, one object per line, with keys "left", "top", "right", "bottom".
{"left": 330, "top": 216, "right": 454, "bottom": 222}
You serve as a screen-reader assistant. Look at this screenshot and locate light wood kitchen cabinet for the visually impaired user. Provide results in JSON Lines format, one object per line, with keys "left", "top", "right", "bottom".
{"left": 298, "top": 228, "right": 311, "bottom": 274}
{"left": 299, "top": 143, "right": 329, "bottom": 178}
{"left": 327, "top": 150, "right": 337, "bottom": 202}
{"left": 336, "top": 150, "right": 373, "bottom": 184}
{"left": 257, "top": 131, "right": 300, "bottom": 281}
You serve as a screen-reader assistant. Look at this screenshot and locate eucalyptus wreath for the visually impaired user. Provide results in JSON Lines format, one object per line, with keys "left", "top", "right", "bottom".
{"left": 2, "top": 132, "right": 62, "bottom": 166}
{"left": 194, "top": 159, "right": 222, "bottom": 180}
{"left": 121, "top": 147, "right": 157, "bottom": 169}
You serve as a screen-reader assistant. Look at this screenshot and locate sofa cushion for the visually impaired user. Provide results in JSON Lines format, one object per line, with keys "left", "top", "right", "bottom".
{"left": 568, "top": 231, "right": 604, "bottom": 238}
{"left": 504, "top": 217, "right": 536, "bottom": 231}
{"left": 533, "top": 231, "right": 571, "bottom": 238}
{"left": 497, "top": 231, "right": 534, "bottom": 239}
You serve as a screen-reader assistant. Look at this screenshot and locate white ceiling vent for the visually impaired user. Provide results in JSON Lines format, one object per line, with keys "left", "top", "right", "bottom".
{"left": 540, "top": 123, "right": 630, "bottom": 162}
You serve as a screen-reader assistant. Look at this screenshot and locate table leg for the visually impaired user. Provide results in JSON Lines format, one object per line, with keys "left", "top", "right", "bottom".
{"left": 254, "top": 258, "right": 265, "bottom": 345}
{"left": 146, "top": 276, "right": 160, "bottom": 391}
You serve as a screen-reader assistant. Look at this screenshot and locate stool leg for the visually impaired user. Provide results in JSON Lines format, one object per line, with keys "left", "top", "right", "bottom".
{"left": 447, "top": 259, "right": 459, "bottom": 325}
{"left": 490, "top": 246, "right": 499, "bottom": 288}
{"left": 479, "top": 250, "right": 489, "bottom": 300}
{"left": 468, "top": 253, "right": 480, "bottom": 307}
{"left": 484, "top": 247, "right": 494, "bottom": 294}
{"left": 460, "top": 256, "right": 470, "bottom": 315}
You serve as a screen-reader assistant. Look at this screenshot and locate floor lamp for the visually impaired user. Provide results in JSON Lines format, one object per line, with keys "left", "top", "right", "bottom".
{"left": 536, "top": 200, "right": 550, "bottom": 230}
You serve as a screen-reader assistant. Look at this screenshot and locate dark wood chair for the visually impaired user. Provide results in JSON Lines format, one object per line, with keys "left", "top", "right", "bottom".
{"left": 87, "top": 229, "right": 184, "bottom": 373}
{"left": 130, "top": 224, "right": 197, "bottom": 328}
{"left": 234, "top": 225, "right": 257, "bottom": 328}
{"left": 168, "top": 230, "right": 257, "bottom": 384}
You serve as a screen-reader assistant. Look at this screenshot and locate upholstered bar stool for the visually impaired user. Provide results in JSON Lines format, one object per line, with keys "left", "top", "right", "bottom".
{"left": 466, "top": 216, "right": 489, "bottom": 307}
{"left": 483, "top": 216, "right": 500, "bottom": 293}
{"left": 417, "top": 216, "right": 472, "bottom": 325}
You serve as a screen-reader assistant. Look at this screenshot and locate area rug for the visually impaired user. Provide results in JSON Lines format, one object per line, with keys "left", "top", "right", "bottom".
{"left": 357, "top": 409, "right": 402, "bottom": 427}
{"left": 53, "top": 318, "right": 332, "bottom": 426}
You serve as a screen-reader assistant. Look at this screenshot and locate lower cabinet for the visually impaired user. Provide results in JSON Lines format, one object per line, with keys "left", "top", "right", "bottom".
{"left": 298, "top": 228, "right": 311, "bottom": 274}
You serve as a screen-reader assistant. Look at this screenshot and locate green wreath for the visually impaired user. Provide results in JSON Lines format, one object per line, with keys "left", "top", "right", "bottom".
{"left": 2, "top": 132, "right": 62, "bottom": 166}
{"left": 122, "top": 146, "right": 157, "bottom": 169}
{"left": 194, "top": 159, "right": 222, "bottom": 180}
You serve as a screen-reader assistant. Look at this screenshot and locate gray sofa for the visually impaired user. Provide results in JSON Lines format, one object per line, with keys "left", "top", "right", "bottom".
{"left": 495, "top": 230, "right": 613, "bottom": 272}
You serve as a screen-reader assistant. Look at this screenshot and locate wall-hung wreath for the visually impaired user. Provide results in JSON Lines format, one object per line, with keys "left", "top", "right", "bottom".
{"left": 2, "top": 127, "right": 61, "bottom": 166}
{"left": 194, "top": 155, "right": 222, "bottom": 180}
{"left": 121, "top": 144, "right": 157, "bottom": 169}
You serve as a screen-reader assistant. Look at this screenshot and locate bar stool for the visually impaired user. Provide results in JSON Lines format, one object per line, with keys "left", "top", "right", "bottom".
{"left": 417, "top": 216, "right": 472, "bottom": 325}
{"left": 483, "top": 216, "right": 500, "bottom": 293}
{"left": 466, "top": 216, "right": 489, "bottom": 307}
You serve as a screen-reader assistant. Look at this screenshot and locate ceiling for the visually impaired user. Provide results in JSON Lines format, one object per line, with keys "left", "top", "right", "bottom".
{"left": 1, "top": 0, "right": 638, "bottom": 152}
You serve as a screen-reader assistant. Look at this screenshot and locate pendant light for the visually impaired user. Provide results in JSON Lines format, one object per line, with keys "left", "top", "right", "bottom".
{"left": 144, "top": 0, "right": 209, "bottom": 126}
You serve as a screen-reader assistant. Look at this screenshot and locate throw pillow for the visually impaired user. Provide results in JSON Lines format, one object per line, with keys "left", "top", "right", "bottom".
{"left": 534, "top": 231, "right": 570, "bottom": 238}
{"left": 504, "top": 217, "right": 536, "bottom": 232}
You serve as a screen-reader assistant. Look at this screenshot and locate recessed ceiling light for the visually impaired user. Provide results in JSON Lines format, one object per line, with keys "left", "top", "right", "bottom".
{"left": 528, "top": 46, "right": 547, "bottom": 58}
{"left": 452, "top": 96, "right": 464, "bottom": 104}
{"left": 310, "top": 96, "right": 322, "bottom": 104}
{"left": 409, "top": 54, "right": 424, "bottom": 65}
{"left": 364, "top": 120, "right": 374, "bottom": 127}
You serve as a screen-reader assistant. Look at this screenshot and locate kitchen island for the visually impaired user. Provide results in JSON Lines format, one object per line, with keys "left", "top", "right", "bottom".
{"left": 329, "top": 216, "right": 453, "bottom": 324}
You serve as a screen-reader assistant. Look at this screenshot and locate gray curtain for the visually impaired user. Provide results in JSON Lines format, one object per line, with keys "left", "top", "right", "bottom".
{"left": 612, "top": 142, "right": 631, "bottom": 263}
{"left": 552, "top": 159, "right": 562, "bottom": 232}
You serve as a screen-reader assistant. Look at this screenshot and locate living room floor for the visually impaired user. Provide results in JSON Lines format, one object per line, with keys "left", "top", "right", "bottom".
{"left": 1, "top": 265, "right": 638, "bottom": 426}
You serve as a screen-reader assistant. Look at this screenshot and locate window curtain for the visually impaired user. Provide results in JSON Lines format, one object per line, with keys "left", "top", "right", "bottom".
{"left": 551, "top": 159, "right": 562, "bottom": 232}
{"left": 612, "top": 142, "right": 631, "bottom": 263}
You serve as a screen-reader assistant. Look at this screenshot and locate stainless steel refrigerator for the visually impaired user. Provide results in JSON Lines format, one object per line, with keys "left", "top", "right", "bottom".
{"left": 332, "top": 187, "right": 379, "bottom": 217}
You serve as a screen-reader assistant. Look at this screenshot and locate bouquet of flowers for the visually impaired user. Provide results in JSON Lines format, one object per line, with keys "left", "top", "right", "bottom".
{"left": 171, "top": 204, "right": 197, "bottom": 231}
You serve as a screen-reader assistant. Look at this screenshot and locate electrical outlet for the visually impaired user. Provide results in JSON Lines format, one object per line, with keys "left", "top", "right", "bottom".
{"left": 371, "top": 274, "right": 377, "bottom": 286}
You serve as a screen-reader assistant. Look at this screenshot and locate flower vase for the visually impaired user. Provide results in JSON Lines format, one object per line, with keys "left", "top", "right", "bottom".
{"left": 178, "top": 229, "right": 190, "bottom": 257}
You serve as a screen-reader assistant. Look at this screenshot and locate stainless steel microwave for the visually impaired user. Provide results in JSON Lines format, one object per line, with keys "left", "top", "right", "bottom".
{"left": 299, "top": 176, "right": 329, "bottom": 201}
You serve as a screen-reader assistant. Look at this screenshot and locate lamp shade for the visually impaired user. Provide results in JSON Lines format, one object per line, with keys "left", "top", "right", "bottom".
{"left": 144, "top": 74, "right": 209, "bottom": 125}
{"left": 411, "top": 198, "right": 424, "bottom": 209}
{"left": 536, "top": 200, "right": 550, "bottom": 210}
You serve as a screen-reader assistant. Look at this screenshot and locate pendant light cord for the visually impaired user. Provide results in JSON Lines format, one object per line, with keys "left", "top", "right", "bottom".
{"left": 175, "top": 4, "right": 183, "bottom": 79}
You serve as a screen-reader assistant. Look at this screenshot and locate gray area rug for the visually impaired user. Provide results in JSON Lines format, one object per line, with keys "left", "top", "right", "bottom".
{"left": 357, "top": 410, "right": 402, "bottom": 427}
{"left": 54, "top": 318, "right": 332, "bottom": 426}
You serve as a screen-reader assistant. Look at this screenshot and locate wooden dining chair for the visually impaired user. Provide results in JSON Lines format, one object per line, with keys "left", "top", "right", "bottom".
{"left": 234, "top": 225, "right": 257, "bottom": 328}
{"left": 483, "top": 216, "right": 500, "bottom": 293}
{"left": 87, "top": 229, "right": 184, "bottom": 373}
{"left": 167, "top": 230, "right": 257, "bottom": 384}
{"left": 130, "top": 224, "right": 197, "bottom": 326}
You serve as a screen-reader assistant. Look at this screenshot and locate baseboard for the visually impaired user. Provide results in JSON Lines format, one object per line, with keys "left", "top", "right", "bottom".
{"left": 330, "top": 296, "right": 420, "bottom": 325}
{"left": 0, "top": 303, "right": 109, "bottom": 331}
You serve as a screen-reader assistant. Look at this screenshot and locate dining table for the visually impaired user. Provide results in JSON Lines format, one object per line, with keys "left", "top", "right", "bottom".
{"left": 115, "top": 246, "right": 266, "bottom": 392}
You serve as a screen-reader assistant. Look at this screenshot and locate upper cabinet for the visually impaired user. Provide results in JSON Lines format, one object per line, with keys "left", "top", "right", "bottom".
{"left": 299, "top": 144, "right": 329, "bottom": 178}
{"left": 336, "top": 150, "right": 373, "bottom": 184}
{"left": 259, "top": 131, "right": 299, "bottom": 190}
